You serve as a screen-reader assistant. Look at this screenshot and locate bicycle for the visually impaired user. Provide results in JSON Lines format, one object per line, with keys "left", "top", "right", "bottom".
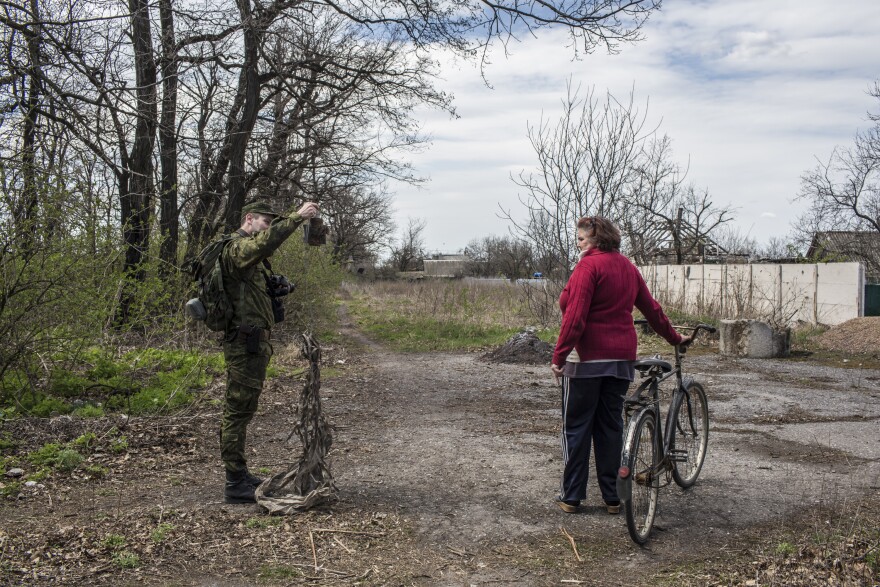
{"left": 616, "top": 321, "right": 716, "bottom": 545}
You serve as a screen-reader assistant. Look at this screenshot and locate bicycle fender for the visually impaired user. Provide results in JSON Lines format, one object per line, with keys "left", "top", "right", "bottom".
{"left": 617, "top": 473, "right": 632, "bottom": 503}
{"left": 618, "top": 406, "right": 654, "bottom": 503}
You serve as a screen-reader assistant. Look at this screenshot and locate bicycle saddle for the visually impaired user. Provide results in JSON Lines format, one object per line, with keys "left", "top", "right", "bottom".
{"left": 633, "top": 358, "right": 672, "bottom": 373}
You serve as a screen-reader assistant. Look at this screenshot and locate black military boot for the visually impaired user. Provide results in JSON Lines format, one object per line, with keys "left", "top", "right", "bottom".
{"left": 243, "top": 470, "right": 264, "bottom": 487}
{"left": 225, "top": 470, "right": 256, "bottom": 504}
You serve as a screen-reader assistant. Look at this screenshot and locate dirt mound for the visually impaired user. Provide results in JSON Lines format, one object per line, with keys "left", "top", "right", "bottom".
{"left": 816, "top": 317, "right": 880, "bottom": 354}
{"left": 484, "top": 329, "right": 553, "bottom": 364}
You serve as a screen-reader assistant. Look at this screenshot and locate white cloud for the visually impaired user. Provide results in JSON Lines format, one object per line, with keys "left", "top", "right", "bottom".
{"left": 390, "top": 0, "right": 880, "bottom": 252}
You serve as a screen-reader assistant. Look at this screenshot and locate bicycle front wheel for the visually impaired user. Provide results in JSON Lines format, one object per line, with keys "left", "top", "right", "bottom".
{"left": 671, "top": 380, "right": 709, "bottom": 488}
{"left": 623, "top": 409, "right": 659, "bottom": 545}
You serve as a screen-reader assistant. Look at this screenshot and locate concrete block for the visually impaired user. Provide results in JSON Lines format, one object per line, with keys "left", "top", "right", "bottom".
{"left": 719, "top": 319, "right": 790, "bottom": 358}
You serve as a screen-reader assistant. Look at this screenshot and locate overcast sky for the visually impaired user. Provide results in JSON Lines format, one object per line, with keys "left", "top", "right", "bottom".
{"left": 388, "top": 0, "right": 880, "bottom": 254}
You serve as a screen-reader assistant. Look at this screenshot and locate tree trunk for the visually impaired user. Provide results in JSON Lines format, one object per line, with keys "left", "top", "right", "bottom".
{"left": 158, "top": 0, "right": 179, "bottom": 280}
{"left": 15, "top": 0, "right": 43, "bottom": 253}
{"left": 223, "top": 0, "right": 262, "bottom": 232}
{"left": 116, "top": 0, "right": 158, "bottom": 327}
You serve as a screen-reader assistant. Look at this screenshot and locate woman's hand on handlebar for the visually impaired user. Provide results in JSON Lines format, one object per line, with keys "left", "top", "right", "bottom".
{"left": 678, "top": 334, "right": 694, "bottom": 347}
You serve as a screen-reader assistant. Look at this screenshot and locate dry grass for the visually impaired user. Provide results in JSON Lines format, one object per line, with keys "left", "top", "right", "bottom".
{"left": 342, "top": 279, "right": 553, "bottom": 350}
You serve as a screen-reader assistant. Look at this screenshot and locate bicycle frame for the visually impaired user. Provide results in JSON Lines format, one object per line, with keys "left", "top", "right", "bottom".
{"left": 620, "top": 324, "right": 714, "bottom": 494}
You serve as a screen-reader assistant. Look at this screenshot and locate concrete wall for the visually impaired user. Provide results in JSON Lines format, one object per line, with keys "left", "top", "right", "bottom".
{"left": 639, "top": 263, "right": 864, "bottom": 326}
{"left": 424, "top": 259, "right": 467, "bottom": 277}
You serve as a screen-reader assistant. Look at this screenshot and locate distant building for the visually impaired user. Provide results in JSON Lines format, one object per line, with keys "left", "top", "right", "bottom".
{"left": 423, "top": 253, "right": 469, "bottom": 277}
{"left": 807, "top": 231, "right": 880, "bottom": 282}
{"left": 637, "top": 219, "right": 747, "bottom": 264}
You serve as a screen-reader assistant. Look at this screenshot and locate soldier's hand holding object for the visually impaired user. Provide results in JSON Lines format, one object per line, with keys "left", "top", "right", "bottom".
{"left": 297, "top": 202, "right": 319, "bottom": 219}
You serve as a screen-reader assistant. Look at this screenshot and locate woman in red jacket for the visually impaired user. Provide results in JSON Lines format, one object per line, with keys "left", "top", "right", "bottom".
{"left": 550, "top": 216, "right": 689, "bottom": 514}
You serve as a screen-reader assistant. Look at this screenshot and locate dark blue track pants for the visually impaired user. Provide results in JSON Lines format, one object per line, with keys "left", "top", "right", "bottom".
{"left": 559, "top": 376, "right": 630, "bottom": 504}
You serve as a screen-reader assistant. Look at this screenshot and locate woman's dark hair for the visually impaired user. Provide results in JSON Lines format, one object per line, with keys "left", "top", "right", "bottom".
{"left": 577, "top": 216, "right": 621, "bottom": 252}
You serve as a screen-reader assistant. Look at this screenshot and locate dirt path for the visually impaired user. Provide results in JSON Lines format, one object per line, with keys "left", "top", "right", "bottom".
{"left": 2, "top": 311, "right": 879, "bottom": 585}
{"left": 326, "top": 312, "right": 880, "bottom": 584}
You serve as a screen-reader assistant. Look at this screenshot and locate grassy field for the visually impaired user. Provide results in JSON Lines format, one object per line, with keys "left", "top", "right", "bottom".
{"left": 344, "top": 279, "right": 558, "bottom": 351}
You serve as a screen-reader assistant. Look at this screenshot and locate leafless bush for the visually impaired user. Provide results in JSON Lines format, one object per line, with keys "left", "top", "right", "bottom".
{"left": 517, "top": 278, "right": 563, "bottom": 330}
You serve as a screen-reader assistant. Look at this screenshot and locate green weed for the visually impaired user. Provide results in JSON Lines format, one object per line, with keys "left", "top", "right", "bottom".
{"left": 1, "top": 481, "right": 21, "bottom": 498}
{"left": 111, "top": 551, "right": 140, "bottom": 568}
{"left": 246, "top": 517, "right": 282, "bottom": 529}
{"left": 110, "top": 436, "right": 129, "bottom": 454}
{"left": 72, "top": 404, "right": 105, "bottom": 418}
{"left": 72, "top": 432, "right": 97, "bottom": 451}
{"left": 84, "top": 464, "right": 109, "bottom": 478}
{"left": 776, "top": 541, "right": 795, "bottom": 556}
{"left": 27, "top": 443, "right": 80, "bottom": 471}
{"left": 150, "top": 523, "right": 175, "bottom": 543}
{"left": 101, "top": 534, "right": 126, "bottom": 549}
{"left": 0, "top": 433, "right": 15, "bottom": 451}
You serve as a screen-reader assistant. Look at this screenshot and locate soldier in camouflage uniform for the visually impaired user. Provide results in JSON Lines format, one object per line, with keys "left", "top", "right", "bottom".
{"left": 220, "top": 200, "right": 319, "bottom": 503}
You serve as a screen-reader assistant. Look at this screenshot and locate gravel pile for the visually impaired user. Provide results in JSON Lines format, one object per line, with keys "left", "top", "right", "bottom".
{"left": 484, "top": 329, "right": 553, "bottom": 364}
{"left": 816, "top": 317, "right": 880, "bottom": 354}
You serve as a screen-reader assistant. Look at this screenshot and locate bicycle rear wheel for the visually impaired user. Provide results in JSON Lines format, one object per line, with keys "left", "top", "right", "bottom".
{"left": 622, "top": 409, "right": 659, "bottom": 545}
{"left": 671, "top": 380, "right": 709, "bottom": 488}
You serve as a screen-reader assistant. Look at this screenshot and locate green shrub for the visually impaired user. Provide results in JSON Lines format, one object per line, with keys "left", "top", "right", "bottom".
{"left": 27, "top": 442, "right": 84, "bottom": 472}
{"left": 28, "top": 443, "right": 63, "bottom": 468}
{"left": 272, "top": 237, "right": 347, "bottom": 338}
{"left": 150, "top": 523, "right": 175, "bottom": 543}
{"left": 72, "top": 432, "right": 97, "bottom": 450}
{"left": 0, "top": 433, "right": 15, "bottom": 451}
{"left": 111, "top": 551, "right": 140, "bottom": 569}
{"left": 246, "top": 517, "right": 282, "bottom": 529}
{"left": 1, "top": 481, "right": 21, "bottom": 498}
{"left": 101, "top": 534, "right": 126, "bottom": 549}
{"left": 26, "top": 396, "right": 72, "bottom": 417}
{"left": 110, "top": 436, "right": 128, "bottom": 454}
{"left": 85, "top": 463, "right": 107, "bottom": 478}
{"left": 73, "top": 404, "right": 105, "bottom": 418}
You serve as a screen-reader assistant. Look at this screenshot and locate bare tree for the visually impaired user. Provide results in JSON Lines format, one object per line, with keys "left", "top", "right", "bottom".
{"left": 626, "top": 136, "right": 734, "bottom": 264}
{"left": 2, "top": 0, "right": 663, "bottom": 329}
{"left": 464, "top": 235, "right": 534, "bottom": 279}
{"left": 388, "top": 217, "right": 426, "bottom": 272}
{"left": 503, "top": 82, "right": 652, "bottom": 276}
{"left": 322, "top": 185, "right": 395, "bottom": 264}
{"left": 794, "top": 86, "right": 880, "bottom": 243}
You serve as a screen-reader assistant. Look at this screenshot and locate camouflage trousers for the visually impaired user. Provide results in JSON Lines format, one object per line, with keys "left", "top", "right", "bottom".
{"left": 220, "top": 338, "right": 272, "bottom": 474}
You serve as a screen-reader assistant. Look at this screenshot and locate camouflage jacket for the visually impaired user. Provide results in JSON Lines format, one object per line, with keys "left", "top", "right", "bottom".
{"left": 221, "top": 212, "right": 306, "bottom": 335}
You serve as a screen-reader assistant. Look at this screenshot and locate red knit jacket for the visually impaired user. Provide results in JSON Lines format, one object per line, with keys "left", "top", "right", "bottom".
{"left": 551, "top": 248, "right": 682, "bottom": 367}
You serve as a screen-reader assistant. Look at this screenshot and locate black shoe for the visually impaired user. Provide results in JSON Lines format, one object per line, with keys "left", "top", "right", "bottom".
{"left": 225, "top": 471, "right": 256, "bottom": 504}
{"left": 243, "top": 470, "right": 264, "bottom": 487}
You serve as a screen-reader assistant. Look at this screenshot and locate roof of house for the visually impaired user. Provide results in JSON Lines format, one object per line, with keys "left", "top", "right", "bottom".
{"left": 807, "top": 230, "right": 880, "bottom": 279}
{"left": 639, "top": 219, "right": 730, "bottom": 260}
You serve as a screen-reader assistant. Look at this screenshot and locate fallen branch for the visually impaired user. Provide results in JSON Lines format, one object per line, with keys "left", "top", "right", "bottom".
{"left": 312, "top": 528, "right": 385, "bottom": 537}
{"left": 560, "top": 526, "right": 582, "bottom": 562}
{"left": 308, "top": 527, "right": 318, "bottom": 573}
{"left": 333, "top": 536, "right": 353, "bottom": 554}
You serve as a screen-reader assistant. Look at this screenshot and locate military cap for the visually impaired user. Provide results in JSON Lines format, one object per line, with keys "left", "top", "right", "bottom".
{"left": 241, "top": 201, "right": 279, "bottom": 218}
